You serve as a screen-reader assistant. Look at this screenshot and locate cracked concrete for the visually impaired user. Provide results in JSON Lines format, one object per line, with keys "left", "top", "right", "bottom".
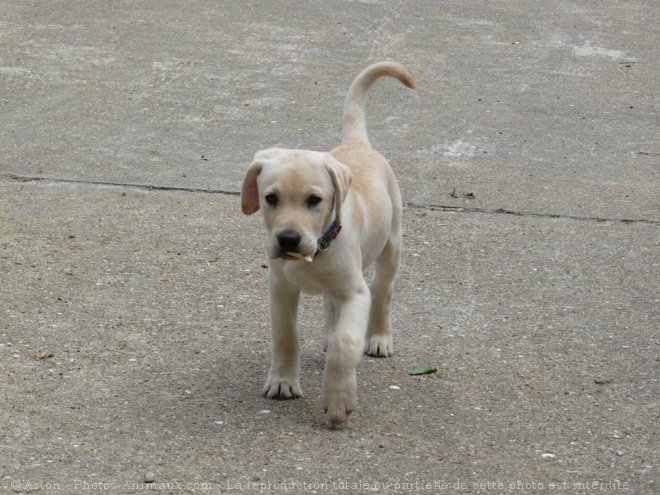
{"left": 1, "top": 1, "right": 658, "bottom": 494}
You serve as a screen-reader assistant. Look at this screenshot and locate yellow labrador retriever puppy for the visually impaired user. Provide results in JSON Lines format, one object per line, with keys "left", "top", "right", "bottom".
{"left": 241, "top": 62, "right": 414, "bottom": 424}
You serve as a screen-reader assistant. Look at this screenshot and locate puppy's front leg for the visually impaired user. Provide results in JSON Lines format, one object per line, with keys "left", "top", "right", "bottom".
{"left": 323, "top": 280, "right": 370, "bottom": 424}
{"left": 323, "top": 296, "right": 337, "bottom": 352}
{"left": 263, "top": 271, "right": 303, "bottom": 399}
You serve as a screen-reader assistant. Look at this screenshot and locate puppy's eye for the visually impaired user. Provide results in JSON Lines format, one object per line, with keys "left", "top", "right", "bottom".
{"left": 306, "top": 195, "right": 322, "bottom": 207}
{"left": 265, "top": 193, "right": 278, "bottom": 206}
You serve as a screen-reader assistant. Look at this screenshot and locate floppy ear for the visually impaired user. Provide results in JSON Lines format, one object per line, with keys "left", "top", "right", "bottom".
{"left": 324, "top": 154, "right": 352, "bottom": 225}
{"left": 241, "top": 160, "right": 263, "bottom": 215}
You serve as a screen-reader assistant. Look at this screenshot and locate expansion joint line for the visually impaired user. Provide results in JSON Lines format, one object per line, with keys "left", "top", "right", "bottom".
{"left": 404, "top": 202, "right": 659, "bottom": 226}
{"left": 3, "top": 173, "right": 239, "bottom": 196}
{"left": 3, "top": 173, "right": 658, "bottom": 226}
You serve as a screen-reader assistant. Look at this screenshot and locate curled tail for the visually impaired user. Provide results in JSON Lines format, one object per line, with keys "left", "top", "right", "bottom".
{"left": 341, "top": 61, "right": 415, "bottom": 147}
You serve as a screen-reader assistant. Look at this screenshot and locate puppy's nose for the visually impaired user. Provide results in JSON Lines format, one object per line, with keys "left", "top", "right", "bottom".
{"left": 277, "top": 230, "right": 302, "bottom": 251}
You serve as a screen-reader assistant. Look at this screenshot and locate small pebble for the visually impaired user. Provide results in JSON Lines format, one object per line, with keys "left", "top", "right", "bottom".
{"left": 144, "top": 472, "right": 155, "bottom": 483}
{"left": 379, "top": 442, "right": 386, "bottom": 449}
{"left": 616, "top": 450, "right": 625, "bottom": 457}
{"left": 541, "top": 453, "right": 556, "bottom": 459}
{"left": 389, "top": 385, "right": 400, "bottom": 390}
{"left": 258, "top": 409, "right": 271, "bottom": 414}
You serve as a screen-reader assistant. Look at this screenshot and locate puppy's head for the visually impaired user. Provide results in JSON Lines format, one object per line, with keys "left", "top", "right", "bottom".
{"left": 241, "top": 148, "right": 351, "bottom": 260}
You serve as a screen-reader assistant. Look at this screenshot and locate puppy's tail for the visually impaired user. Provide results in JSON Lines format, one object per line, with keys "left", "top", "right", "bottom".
{"left": 341, "top": 61, "right": 415, "bottom": 147}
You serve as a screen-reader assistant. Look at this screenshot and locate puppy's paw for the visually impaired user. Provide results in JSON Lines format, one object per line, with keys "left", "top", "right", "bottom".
{"left": 323, "top": 393, "right": 355, "bottom": 424}
{"left": 263, "top": 376, "right": 303, "bottom": 400}
{"left": 322, "top": 383, "right": 357, "bottom": 424}
{"left": 365, "top": 333, "right": 393, "bottom": 357}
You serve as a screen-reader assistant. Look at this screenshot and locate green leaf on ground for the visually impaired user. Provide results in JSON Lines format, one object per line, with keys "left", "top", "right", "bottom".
{"left": 409, "top": 366, "right": 437, "bottom": 375}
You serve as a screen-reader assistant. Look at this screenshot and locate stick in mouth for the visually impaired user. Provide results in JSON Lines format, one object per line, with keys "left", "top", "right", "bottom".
{"left": 286, "top": 252, "right": 314, "bottom": 262}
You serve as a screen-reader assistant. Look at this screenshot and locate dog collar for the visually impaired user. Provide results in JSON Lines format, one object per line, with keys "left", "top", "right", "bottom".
{"left": 316, "top": 220, "right": 342, "bottom": 257}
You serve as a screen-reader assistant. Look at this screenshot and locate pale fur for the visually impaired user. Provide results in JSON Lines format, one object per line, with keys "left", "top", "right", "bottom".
{"left": 241, "top": 62, "right": 414, "bottom": 424}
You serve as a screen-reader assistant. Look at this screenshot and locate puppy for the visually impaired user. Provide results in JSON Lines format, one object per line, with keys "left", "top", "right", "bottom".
{"left": 241, "top": 62, "right": 415, "bottom": 424}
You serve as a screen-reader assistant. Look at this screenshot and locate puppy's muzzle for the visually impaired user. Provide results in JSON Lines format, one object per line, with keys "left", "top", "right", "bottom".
{"left": 277, "top": 230, "right": 302, "bottom": 252}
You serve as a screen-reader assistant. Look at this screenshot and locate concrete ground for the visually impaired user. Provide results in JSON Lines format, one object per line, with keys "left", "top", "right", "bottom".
{"left": 1, "top": 1, "right": 658, "bottom": 494}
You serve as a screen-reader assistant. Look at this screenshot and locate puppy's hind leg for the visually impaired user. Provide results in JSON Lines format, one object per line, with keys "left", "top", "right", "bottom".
{"left": 365, "top": 235, "right": 401, "bottom": 357}
{"left": 263, "top": 271, "right": 303, "bottom": 399}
